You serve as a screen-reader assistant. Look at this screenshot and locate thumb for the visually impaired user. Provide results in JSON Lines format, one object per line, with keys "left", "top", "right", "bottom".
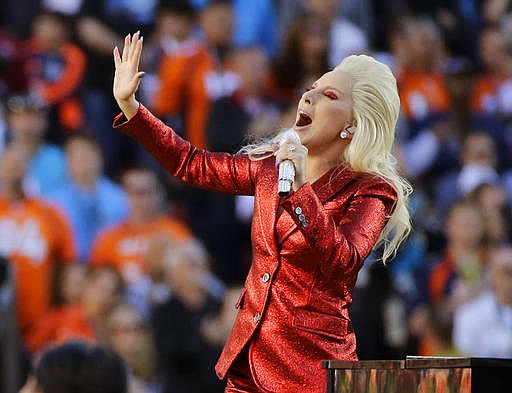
{"left": 130, "top": 72, "right": 145, "bottom": 93}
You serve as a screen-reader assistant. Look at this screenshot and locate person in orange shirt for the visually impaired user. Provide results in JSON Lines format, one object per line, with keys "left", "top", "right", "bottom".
{"left": 25, "top": 266, "right": 124, "bottom": 354}
{"left": 152, "top": 0, "right": 236, "bottom": 149}
{"left": 390, "top": 15, "right": 451, "bottom": 124}
{"left": 90, "top": 167, "right": 192, "bottom": 315}
{"left": 471, "top": 26, "right": 512, "bottom": 117}
{"left": 0, "top": 144, "right": 76, "bottom": 339}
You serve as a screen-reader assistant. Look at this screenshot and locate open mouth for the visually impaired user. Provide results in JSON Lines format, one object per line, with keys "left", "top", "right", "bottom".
{"left": 296, "top": 111, "right": 312, "bottom": 127}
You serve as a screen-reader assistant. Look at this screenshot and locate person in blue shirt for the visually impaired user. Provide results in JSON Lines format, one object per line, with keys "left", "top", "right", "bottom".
{"left": 190, "top": 0, "right": 277, "bottom": 57}
{"left": 4, "top": 92, "right": 68, "bottom": 196}
{"left": 48, "top": 133, "right": 128, "bottom": 262}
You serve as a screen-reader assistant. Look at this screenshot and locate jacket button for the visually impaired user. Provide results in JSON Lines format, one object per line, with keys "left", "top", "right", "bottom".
{"left": 253, "top": 313, "right": 261, "bottom": 323}
{"left": 262, "top": 273, "right": 270, "bottom": 283}
{"left": 295, "top": 206, "right": 302, "bottom": 215}
{"left": 298, "top": 213, "right": 306, "bottom": 222}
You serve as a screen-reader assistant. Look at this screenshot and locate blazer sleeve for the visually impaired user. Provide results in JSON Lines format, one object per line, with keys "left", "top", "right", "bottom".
{"left": 281, "top": 178, "right": 397, "bottom": 278}
{"left": 113, "top": 105, "right": 258, "bottom": 195}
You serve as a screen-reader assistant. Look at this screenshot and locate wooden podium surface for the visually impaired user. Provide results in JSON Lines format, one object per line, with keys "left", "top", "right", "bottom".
{"left": 322, "top": 356, "right": 512, "bottom": 393}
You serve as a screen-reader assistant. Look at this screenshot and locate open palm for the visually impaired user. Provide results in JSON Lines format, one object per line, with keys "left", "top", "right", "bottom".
{"left": 113, "top": 32, "right": 144, "bottom": 110}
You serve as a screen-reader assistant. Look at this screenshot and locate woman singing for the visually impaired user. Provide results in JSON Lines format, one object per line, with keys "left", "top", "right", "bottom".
{"left": 112, "top": 32, "right": 411, "bottom": 393}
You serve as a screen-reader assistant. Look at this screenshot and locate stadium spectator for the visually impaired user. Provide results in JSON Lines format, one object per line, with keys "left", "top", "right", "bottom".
{"left": 270, "top": 12, "right": 330, "bottom": 109}
{"left": 20, "top": 340, "right": 127, "bottom": 393}
{"left": 468, "top": 182, "right": 512, "bottom": 253}
{"left": 428, "top": 201, "right": 487, "bottom": 311}
{"left": 89, "top": 167, "right": 192, "bottom": 316}
{"left": 139, "top": 0, "right": 197, "bottom": 106}
{"left": 48, "top": 133, "right": 128, "bottom": 262}
{"left": 471, "top": 26, "right": 512, "bottom": 123}
{"left": 23, "top": 11, "right": 86, "bottom": 136}
{"left": 0, "top": 143, "right": 76, "bottom": 340}
{"left": 4, "top": 92, "right": 67, "bottom": 196}
{"left": 152, "top": 0, "right": 236, "bottom": 149}
{"left": 106, "top": 303, "right": 159, "bottom": 393}
{"left": 453, "top": 245, "right": 512, "bottom": 357}
{"left": 25, "top": 265, "right": 124, "bottom": 353}
{"left": 302, "top": 0, "right": 368, "bottom": 67}
{"left": 390, "top": 15, "right": 450, "bottom": 132}
{"left": 151, "top": 239, "right": 224, "bottom": 393}
{"left": 188, "top": 0, "right": 277, "bottom": 57}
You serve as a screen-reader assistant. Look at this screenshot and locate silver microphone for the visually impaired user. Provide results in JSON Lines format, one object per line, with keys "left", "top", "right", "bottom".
{"left": 277, "top": 129, "right": 300, "bottom": 197}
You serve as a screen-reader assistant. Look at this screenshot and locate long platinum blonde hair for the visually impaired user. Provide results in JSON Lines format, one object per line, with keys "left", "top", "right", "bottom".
{"left": 245, "top": 54, "right": 412, "bottom": 264}
{"left": 336, "top": 54, "right": 411, "bottom": 263}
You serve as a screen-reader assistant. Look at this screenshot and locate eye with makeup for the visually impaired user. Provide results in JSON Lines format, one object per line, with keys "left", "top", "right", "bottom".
{"left": 323, "top": 91, "right": 338, "bottom": 100}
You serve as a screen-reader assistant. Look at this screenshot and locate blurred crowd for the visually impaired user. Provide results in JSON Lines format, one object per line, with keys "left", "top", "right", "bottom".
{"left": 2, "top": 0, "right": 512, "bottom": 392}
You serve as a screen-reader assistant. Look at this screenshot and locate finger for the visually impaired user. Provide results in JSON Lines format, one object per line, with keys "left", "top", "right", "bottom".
{"left": 129, "top": 31, "right": 140, "bottom": 63}
{"left": 275, "top": 152, "right": 295, "bottom": 164}
{"left": 127, "top": 32, "right": 136, "bottom": 62}
{"left": 113, "top": 46, "right": 121, "bottom": 68}
{"left": 122, "top": 33, "right": 131, "bottom": 62}
{"left": 132, "top": 35, "right": 143, "bottom": 71}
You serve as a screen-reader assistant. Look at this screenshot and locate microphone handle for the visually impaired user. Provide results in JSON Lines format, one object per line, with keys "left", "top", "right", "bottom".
{"left": 278, "top": 159, "right": 295, "bottom": 197}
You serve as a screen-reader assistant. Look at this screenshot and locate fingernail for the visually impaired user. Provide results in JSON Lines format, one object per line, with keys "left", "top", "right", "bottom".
{"left": 138, "top": 72, "right": 146, "bottom": 78}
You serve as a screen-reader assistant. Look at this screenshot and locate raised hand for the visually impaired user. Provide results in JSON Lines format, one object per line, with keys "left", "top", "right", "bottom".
{"left": 113, "top": 31, "right": 144, "bottom": 119}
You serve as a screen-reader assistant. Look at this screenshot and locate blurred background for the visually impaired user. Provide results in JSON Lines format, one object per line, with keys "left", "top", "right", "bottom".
{"left": 2, "top": 0, "right": 512, "bottom": 392}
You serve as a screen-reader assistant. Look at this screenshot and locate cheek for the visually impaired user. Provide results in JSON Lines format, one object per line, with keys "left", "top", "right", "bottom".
{"left": 320, "top": 104, "right": 352, "bottom": 131}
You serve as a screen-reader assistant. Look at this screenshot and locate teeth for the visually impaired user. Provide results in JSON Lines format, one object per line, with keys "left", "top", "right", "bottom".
{"left": 296, "top": 110, "right": 312, "bottom": 127}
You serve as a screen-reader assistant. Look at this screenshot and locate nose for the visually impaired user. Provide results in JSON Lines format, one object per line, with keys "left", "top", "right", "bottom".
{"left": 302, "top": 89, "right": 314, "bottom": 105}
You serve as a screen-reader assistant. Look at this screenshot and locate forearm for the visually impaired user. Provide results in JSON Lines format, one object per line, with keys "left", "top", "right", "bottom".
{"left": 114, "top": 105, "right": 257, "bottom": 194}
{"left": 281, "top": 180, "right": 395, "bottom": 278}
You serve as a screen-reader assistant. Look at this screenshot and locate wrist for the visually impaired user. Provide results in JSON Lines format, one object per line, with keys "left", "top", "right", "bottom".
{"left": 117, "top": 98, "right": 139, "bottom": 120}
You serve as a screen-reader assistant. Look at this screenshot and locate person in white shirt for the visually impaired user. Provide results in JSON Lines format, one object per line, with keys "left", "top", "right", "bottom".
{"left": 453, "top": 245, "right": 512, "bottom": 358}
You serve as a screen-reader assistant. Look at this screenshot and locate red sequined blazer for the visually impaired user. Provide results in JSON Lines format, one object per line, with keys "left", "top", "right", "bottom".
{"left": 114, "top": 105, "right": 397, "bottom": 393}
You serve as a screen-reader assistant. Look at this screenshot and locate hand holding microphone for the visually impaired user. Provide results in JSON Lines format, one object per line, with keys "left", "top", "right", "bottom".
{"left": 275, "top": 129, "right": 307, "bottom": 196}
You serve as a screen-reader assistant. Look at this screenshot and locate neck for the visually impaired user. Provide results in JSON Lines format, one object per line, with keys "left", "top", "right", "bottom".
{"left": 449, "top": 245, "right": 481, "bottom": 270}
{"left": 15, "top": 137, "right": 40, "bottom": 155}
{"left": 128, "top": 211, "right": 156, "bottom": 226}
{"left": 74, "top": 176, "right": 97, "bottom": 191}
{"left": 3, "top": 184, "right": 24, "bottom": 203}
{"left": 449, "top": 243, "right": 480, "bottom": 256}
{"left": 306, "top": 155, "right": 341, "bottom": 184}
